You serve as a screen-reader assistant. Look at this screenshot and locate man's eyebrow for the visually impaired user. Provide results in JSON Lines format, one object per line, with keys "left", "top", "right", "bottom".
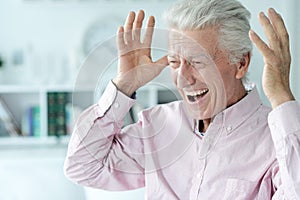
{"left": 189, "top": 55, "right": 210, "bottom": 60}
{"left": 167, "top": 54, "right": 177, "bottom": 58}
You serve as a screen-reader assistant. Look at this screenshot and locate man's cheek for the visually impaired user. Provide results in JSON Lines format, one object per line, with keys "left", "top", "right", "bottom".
{"left": 170, "top": 70, "right": 178, "bottom": 85}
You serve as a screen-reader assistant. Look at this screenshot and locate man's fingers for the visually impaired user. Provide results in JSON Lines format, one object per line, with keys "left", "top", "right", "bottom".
{"left": 124, "top": 11, "right": 135, "bottom": 44}
{"left": 267, "top": 8, "right": 290, "bottom": 55}
{"left": 258, "top": 12, "right": 280, "bottom": 51}
{"left": 151, "top": 55, "right": 169, "bottom": 75}
{"left": 117, "top": 26, "right": 126, "bottom": 54}
{"left": 143, "top": 16, "right": 155, "bottom": 46}
{"left": 133, "top": 10, "right": 145, "bottom": 42}
{"left": 249, "top": 30, "right": 274, "bottom": 62}
{"left": 155, "top": 55, "right": 169, "bottom": 67}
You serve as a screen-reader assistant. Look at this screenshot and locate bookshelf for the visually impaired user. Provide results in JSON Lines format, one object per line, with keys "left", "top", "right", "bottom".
{"left": 0, "top": 79, "right": 180, "bottom": 146}
{"left": 0, "top": 84, "right": 94, "bottom": 144}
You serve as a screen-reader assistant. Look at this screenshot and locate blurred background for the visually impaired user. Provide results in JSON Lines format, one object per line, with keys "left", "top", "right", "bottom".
{"left": 0, "top": 0, "right": 299, "bottom": 200}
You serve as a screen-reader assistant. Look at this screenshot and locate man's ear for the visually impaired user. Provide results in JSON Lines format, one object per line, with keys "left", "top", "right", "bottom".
{"left": 235, "top": 52, "right": 250, "bottom": 79}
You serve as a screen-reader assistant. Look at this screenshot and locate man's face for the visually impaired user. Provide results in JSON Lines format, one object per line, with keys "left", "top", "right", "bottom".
{"left": 168, "top": 27, "right": 241, "bottom": 119}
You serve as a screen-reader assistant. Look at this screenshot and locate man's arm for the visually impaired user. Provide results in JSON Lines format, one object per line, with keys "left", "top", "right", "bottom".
{"left": 64, "top": 10, "right": 168, "bottom": 190}
{"left": 64, "top": 81, "right": 145, "bottom": 190}
{"left": 268, "top": 101, "right": 300, "bottom": 199}
{"left": 250, "top": 8, "right": 300, "bottom": 199}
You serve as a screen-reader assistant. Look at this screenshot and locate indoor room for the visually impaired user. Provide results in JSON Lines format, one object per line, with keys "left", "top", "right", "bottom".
{"left": 0, "top": 0, "right": 299, "bottom": 199}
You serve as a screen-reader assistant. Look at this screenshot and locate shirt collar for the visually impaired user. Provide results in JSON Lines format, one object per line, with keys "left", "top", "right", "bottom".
{"left": 212, "top": 86, "right": 263, "bottom": 135}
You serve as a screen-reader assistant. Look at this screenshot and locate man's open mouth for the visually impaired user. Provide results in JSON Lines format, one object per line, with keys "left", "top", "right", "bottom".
{"left": 185, "top": 88, "right": 209, "bottom": 102}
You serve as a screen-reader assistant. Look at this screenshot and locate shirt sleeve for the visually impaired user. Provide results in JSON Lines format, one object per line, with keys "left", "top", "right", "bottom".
{"left": 64, "top": 81, "right": 145, "bottom": 191}
{"left": 268, "top": 101, "right": 300, "bottom": 199}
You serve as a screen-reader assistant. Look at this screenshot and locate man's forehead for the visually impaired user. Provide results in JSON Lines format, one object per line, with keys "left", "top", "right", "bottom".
{"left": 167, "top": 29, "right": 217, "bottom": 57}
{"left": 168, "top": 41, "right": 211, "bottom": 58}
{"left": 167, "top": 51, "right": 211, "bottom": 60}
{"left": 168, "top": 31, "right": 198, "bottom": 44}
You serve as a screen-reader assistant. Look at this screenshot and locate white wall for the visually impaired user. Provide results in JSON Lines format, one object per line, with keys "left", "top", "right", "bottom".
{"left": 0, "top": 0, "right": 298, "bottom": 102}
{"left": 289, "top": 0, "right": 300, "bottom": 100}
{"left": 0, "top": 0, "right": 173, "bottom": 85}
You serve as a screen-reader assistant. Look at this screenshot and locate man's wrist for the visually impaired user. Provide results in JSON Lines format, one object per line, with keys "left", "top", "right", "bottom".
{"left": 269, "top": 90, "right": 295, "bottom": 108}
{"left": 112, "top": 78, "right": 138, "bottom": 97}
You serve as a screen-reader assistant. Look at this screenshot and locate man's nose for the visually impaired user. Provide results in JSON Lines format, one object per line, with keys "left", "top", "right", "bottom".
{"left": 177, "top": 59, "right": 196, "bottom": 88}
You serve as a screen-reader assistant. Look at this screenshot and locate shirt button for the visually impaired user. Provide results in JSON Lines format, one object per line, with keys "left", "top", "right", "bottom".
{"left": 114, "top": 102, "right": 120, "bottom": 108}
{"left": 226, "top": 126, "right": 232, "bottom": 132}
{"left": 206, "top": 136, "right": 213, "bottom": 144}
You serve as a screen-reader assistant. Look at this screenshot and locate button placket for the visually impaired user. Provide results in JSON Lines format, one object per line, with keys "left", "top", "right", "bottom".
{"left": 198, "top": 159, "right": 206, "bottom": 184}
{"left": 196, "top": 158, "right": 206, "bottom": 199}
{"left": 190, "top": 158, "right": 206, "bottom": 200}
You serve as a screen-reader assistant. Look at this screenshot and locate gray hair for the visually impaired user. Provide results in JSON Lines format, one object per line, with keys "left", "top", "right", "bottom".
{"left": 163, "top": 0, "right": 252, "bottom": 64}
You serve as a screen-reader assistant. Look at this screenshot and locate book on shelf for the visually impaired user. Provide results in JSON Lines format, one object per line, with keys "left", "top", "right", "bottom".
{"left": 47, "top": 92, "right": 68, "bottom": 137}
{"left": 21, "top": 106, "right": 41, "bottom": 137}
{"left": 31, "top": 106, "right": 41, "bottom": 137}
{"left": 0, "top": 97, "right": 22, "bottom": 137}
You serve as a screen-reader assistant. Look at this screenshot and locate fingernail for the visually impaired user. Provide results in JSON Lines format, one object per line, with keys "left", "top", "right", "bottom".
{"left": 249, "top": 30, "right": 255, "bottom": 37}
{"left": 259, "top": 12, "right": 265, "bottom": 18}
{"left": 269, "top": 8, "right": 276, "bottom": 14}
{"left": 129, "top": 11, "right": 135, "bottom": 16}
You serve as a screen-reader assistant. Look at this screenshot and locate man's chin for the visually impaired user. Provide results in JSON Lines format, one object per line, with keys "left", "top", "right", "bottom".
{"left": 185, "top": 103, "right": 223, "bottom": 120}
{"left": 189, "top": 114, "right": 211, "bottom": 120}
{"left": 186, "top": 106, "right": 211, "bottom": 120}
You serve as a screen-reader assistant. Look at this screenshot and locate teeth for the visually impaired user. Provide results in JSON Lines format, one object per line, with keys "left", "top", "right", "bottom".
{"left": 186, "top": 89, "right": 208, "bottom": 97}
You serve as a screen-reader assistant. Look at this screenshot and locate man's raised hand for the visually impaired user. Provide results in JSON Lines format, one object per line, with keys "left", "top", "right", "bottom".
{"left": 113, "top": 10, "right": 168, "bottom": 97}
{"left": 249, "top": 8, "right": 295, "bottom": 108}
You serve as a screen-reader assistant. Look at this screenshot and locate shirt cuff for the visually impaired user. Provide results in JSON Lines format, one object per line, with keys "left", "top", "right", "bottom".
{"left": 268, "top": 101, "right": 300, "bottom": 141}
{"left": 97, "top": 80, "right": 136, "bottom": 121}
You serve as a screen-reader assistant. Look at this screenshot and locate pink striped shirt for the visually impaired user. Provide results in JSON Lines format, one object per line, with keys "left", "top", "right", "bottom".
{"left": 64, "top": 81, "right": 300, "bottom": 199}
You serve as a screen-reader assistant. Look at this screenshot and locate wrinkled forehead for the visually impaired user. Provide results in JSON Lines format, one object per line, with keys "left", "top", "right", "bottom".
{"left": 168, "top": 30, "right": 212, "bottom": 59}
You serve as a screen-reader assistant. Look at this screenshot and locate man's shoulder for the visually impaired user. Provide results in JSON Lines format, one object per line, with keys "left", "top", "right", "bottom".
{"left": 258, "top": 103, "right": 272, "bottom": 116}
{"left": 142, "top": 100, "right": 184, "bottom": 114}
{"left": 248, "top": 103, "right": 272, "bottom": 128}
{"left": 138, "top": 100, "right": 186, "bottom": 120}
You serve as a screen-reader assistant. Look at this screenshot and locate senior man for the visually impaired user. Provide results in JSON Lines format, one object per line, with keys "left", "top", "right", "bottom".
{"left": 64, "top": 0, "right": 300, "bottom": 199}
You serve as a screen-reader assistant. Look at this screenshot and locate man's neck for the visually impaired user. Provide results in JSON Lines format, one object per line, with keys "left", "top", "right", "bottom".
{"left": 200, "top": 85, "right": 248, "bottom": 133}
{"left": 200, "top": 119, "right": 211, "bottom": 132}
